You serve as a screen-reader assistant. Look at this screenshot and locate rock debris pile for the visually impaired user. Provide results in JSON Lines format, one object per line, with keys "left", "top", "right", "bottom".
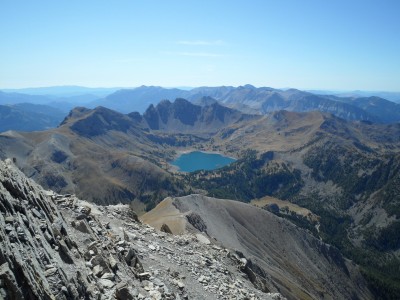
{"left": 0, "top": 159, "right": 284, "bottom": 300}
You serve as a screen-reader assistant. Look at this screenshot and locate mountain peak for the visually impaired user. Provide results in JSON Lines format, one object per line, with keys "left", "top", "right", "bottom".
{"left": 62, "top": 106, "right": 136, "bottom": 136}
{"left": 242, "top": 84, "right": 256, "bottom": 89}
{"left": 59, "top": 106, "right": 92, "bottom": 126}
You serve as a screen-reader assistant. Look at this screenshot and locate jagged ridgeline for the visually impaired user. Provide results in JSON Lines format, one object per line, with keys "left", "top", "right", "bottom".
{"left": 91, "top": 85, "right": 400, "bottom": 123}
{"left": 1, "top": 97, "right": 400, "bottom": 298}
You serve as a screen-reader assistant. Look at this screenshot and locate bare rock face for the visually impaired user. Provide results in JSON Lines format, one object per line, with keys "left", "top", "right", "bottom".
{"left": 186, "top": 212, "right": 207, "bottom": 233}
{"left": 0, "top": 159, "right": 283, "bottom": 300}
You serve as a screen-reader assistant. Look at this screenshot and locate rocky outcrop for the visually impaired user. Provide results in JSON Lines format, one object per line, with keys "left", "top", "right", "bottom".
{"left": 142, "top": 98, "right": 258, "bottom": 133}
{"left": 185, "top": 212, "right": 207, "bottom": 233}
{"left": 0, "top": 159, "right": 283, "bottom": 299}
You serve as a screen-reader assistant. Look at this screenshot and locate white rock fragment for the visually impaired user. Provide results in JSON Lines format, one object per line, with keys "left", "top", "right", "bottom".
{"left": 195, "top": 233, "right": 210, "bottom": 245}
{"left": 99, "top": 278, "right": 115, "bottom": 289}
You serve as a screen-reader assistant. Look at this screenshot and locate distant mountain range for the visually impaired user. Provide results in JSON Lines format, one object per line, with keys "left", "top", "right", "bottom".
{"left": 1, "top": 85, "right": 120, "bottom": 97}
{"left": 0, "top": 103, "right": 66, "bottom": 132}
{"left": 0, "top": 90, "right": 101, "bottom": 106}
{"left": 0, "top": 89, "right": 113, "bottom": 132}
{"left": 1, "top": 84, "right": 400, "bottom": 133}
{"left": 91, "top": 86, "right": 189, "bottom": 114}
{"left": 308, "top": 89, "right": 400, "bottom": 103}
{"left": 91, "top": 85, "right": 400, "bottom": 123}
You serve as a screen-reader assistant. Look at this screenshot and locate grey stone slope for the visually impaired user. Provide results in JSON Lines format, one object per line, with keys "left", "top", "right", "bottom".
{"left": 0, "top": 159, "right": 283, "bottom": 300}
{"left": 143, "top": 195, "right": 373, "bottom": 300}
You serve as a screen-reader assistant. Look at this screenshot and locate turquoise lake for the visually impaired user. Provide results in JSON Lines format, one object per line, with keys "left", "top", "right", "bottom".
{"left": 171, "top": 151, "right": 236, "bottom": 172}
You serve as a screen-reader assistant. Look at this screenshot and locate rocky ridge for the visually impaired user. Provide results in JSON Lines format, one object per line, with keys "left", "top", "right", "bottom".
{"left": 142, "top": 195, "right": 373, "bottom": 300}
{"left": 0, "top": 159, "right": 283, "bottom": 300}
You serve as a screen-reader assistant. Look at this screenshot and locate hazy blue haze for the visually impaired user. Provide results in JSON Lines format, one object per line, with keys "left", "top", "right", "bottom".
{"left": 171, "top": 151, "right": 236, "bottom": 172}
{"left": 1, "top": 0, "right": 399, "bottom": 91}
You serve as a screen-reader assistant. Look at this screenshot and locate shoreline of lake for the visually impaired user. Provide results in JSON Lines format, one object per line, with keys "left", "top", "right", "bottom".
{"left": 169, "top": 150, "right": 237, "bottom": 173}
{"left": 173, "top": 149, "right": 237, "bottom": 160}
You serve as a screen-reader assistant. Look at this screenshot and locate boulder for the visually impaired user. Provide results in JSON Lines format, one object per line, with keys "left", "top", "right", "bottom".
{"left": 115, "top": 282, "right": 134, "bottom": 300}
{"left": 80, "top": 206, "right": 91, "bottom": 215}
{"left": 127, "top": 208, "right": 139, "bottom": 222}
{"left": 4, "top": 216, "right": 14, "bottom": 224}
{"left": 74, "top": 220, "right": 90, "bottom": 233}
{"left": 109, "top": 255, "right": 118, "bottom": 271}
{"left": 195, "top": 233, "right": 210, "bottom": 245}
{"left": 98, "top": 278, "right": 115, "bottom": 289}
{"left": 160, "top": 223, "right": 172, "bottom": 234}
{"left": 93, "top": 265, "right": 103, "bottom": 277}
{"left": 101, "top": 273, "right": 114, "bottom": 281}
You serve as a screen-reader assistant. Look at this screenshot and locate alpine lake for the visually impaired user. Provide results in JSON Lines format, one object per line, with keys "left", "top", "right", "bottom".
{"left": 171, "top": 151, "right": 236, "bottom": 172}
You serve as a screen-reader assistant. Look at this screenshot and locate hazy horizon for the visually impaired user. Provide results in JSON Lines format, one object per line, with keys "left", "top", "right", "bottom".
{"left": 1, "top": 0, "right": 399, "bottom": 91}
{"left": 2, "top": 84, "right": 400, "bottom": 94}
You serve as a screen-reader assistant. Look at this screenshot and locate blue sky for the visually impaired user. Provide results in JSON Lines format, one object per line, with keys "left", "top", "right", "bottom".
{"left": 1, "top": 0, "right": 399, "bottom": 90}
